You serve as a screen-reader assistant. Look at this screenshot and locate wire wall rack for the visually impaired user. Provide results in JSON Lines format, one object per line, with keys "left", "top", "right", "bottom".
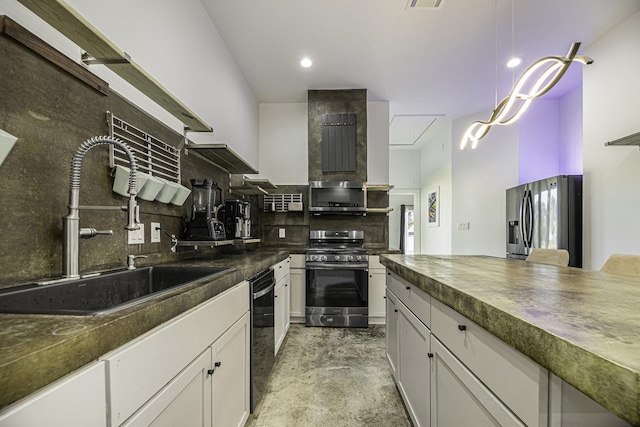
{"left": 108, "top": 112, "right": 180, "bottom": 182}
{"left": 263, "top": 194, "right": 303, "bottom": 212}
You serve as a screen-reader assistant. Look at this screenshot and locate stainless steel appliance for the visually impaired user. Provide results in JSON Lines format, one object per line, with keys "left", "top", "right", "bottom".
{"left": 308, "top": 181, "right": 366, "bottom": 215}
{"left": 183, "top": 179, "right": 226, "bottom": 241}
{"left": 506, "top": 175, "right": 582, "bottom": 267}
{"left": 305, "top": 230, "right": 368, "bottom": 327}
{"left": 221, "top": 199, "right": 251, "bottom": 240}
{"left": 249, "top": 269, "right": 275, "bottom": 413}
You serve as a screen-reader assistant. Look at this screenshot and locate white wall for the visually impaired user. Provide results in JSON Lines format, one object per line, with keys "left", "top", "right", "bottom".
{"left": 518, "top": 99, "right": 560, "bottom": 184}
{"left": 389, "top": 149, "right": 421, "bottom": 189}
{"left": 452, "top": 111, "right": 519, "bottom": 257}
{"left": 420, "top": 121, "right": 453, "bottom": 255}
{"left": 258, "top": 103, "right": 308, "bottom": 183}
{"left": 367, "top": 102, "right": 390, "bottom": 184}
{"left": 583, "top": 10, "right": 640, "bottom": 270}
{"left": 1, "top": 0, "right": 259, "bottom": 167}
{"left": 258, "top": 101, "right": 390, "bottom": 184}
{"left": 559, "top": 86, "right": 584, "bottom": 175}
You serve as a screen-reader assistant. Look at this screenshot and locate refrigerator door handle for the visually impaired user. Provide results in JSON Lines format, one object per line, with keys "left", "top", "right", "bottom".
{"left": 525, "top": 190, "right": 534, "bottom": 248}
{"left": 519, "top": 191, "right": 528, "bottom": 248}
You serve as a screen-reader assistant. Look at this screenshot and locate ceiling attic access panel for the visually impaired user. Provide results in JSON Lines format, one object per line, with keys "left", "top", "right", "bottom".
{"left": 322, "top": 113, "right": 357, "bottom": 173}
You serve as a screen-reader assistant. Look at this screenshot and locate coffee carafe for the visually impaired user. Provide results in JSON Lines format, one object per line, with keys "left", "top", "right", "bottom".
{"left": 183, "top": 179, "right": 226, "bottom": 240}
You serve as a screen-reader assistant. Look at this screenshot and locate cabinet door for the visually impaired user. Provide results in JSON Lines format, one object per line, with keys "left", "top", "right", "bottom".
{"left": 211, "top": 312, "right": 251, "bottom": 427}
{"left": 431, "top": 337, "right": 524, "bottom": 427}
{"left": 368, "top": 266, "right": 387, "bottom": 322}
{"left": 385, "top": 288, "right": 399, "bottom": 381}
{"left": 284, "top": 270, "right": 291, "bottom": 334}
{"left": 0, "top": 362, "right": 106, "bottom": 427}
{"left": 289, "top": 268, "right": 305, "bottom": 322}
{"left": 123, "top": 349, "right": 212, "bottom": 427}
{"left": 274, "top": 280, "right": 286, "bottom": 355}
{"left": 398, "top": 300, "right": 431, "bottom": 427}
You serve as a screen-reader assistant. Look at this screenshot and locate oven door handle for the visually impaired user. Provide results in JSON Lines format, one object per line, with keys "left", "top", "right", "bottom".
{"left": 252, "top": 283, "right": 275, "bottom": 300}
{"left": 306, "top": 264, "right": 369, "bottom": 270}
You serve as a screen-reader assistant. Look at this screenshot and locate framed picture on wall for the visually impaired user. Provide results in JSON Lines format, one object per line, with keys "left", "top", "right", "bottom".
{"left": 427, "top": 186, "right": 439, "bottom": 227}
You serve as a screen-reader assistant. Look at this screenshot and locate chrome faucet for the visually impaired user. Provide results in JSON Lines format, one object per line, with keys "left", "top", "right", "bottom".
{"left": 62, "top": 136, "right": 140, "bottom": 279}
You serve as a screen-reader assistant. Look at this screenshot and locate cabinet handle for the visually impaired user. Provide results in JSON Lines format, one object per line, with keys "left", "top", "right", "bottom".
{"left": 394, "top": 309, "right": 398, "bottom": 312}
{"left": 458, "top": 325, "right": 467, "bottom": 331}
{"left": 387, "top": 272, "right": 391, "bottom": 275}
{"left": 275, "top": 295, "right": 278, "bottom": 298}
{"left": 428, "top": 353, "right": 434, "bottom": 358}
{"left": 405, "top": 286, "right": 410, "bottom": 290}
{"left": 207, "top": 362, "right": 222, "bottom": 375}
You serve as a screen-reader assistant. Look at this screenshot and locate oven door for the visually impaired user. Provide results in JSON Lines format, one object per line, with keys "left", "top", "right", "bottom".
{"left": 305, "top": 264, "right": 368, "bottom": 327}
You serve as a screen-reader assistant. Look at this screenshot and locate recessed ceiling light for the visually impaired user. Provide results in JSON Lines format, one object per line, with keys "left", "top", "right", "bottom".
{"left": 506, "top": 56, "right": 523, "bottom": 68}
{"left": 300, "top": 58, "right": 312, "bottom": 68}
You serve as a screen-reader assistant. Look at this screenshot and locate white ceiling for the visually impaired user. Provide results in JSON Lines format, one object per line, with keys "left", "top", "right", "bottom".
{"left": 200, "top": 0, "right": 640, "bottom": 144}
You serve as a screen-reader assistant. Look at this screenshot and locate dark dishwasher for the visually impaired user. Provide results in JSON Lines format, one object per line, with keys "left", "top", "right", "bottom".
{"left": 249, "top": 268, "right": 275, "bottom": 413}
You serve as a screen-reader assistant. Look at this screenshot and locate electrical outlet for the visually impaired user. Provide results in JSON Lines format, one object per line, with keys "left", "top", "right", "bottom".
{"left": 279, "top": 228, "right": 286, "bottom": 239}
{"left": 151, "top": 222, "right": 161, "bottom": 243}
{"left": 457, "top": 222, "right": 470, "bottom": 231}
{"left": 128, "top": 223, "right": 145, "bottom": 244}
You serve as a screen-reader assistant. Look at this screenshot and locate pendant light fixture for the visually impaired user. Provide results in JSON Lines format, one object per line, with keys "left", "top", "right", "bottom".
{"left": 460, "top": 0, "right": 593, "bottom": 150}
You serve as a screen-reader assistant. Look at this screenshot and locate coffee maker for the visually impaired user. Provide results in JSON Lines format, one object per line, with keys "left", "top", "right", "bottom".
{"left": 222, "top": 199, "right": 251, "bottom": 240}
{"left": 183, "top": 179, "right": 226, "bottom": 241}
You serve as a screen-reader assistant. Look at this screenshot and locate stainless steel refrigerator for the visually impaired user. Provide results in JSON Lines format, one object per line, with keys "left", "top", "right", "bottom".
{"left": 506, "top": 175, "right": 582, "bottom": 267}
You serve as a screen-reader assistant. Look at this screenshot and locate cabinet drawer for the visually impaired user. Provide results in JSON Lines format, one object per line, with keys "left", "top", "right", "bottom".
{"left": 290, "top": 254, "right": 305, "bottom": 269}
{"left": 431, "top": 337, "right": 525, "bottom": 427}
{"left": 273, "top": 258, "right": 289, "bottom": 283}
{"left": 103, "top": 281, "right": 249, "bottom": 426}
{"left": 431, "top": 298, "right": 548, "bottom": 427}
{"left": 387, "top": 272, "right": 430, "bottom": 328}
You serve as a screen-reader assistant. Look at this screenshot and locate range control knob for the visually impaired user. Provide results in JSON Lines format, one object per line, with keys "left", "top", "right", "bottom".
{"left": 334, "top": 255, "right": 340, "bottom": 261}
{"left": 310, "top": 255, "right": 318, "bottom": 261}
{"left": 320, "top": 255, "right": 327, "bottom": 262}
{"left": 348, "top": 255, "right": 354, "bottom": 261}
{"left": 356, "top": 255, "right": 362, "bottom": 261}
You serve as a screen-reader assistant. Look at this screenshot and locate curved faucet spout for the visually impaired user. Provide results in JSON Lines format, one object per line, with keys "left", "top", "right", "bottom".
{"left": 62, "top": 136, "right": 140, "bottom": 279}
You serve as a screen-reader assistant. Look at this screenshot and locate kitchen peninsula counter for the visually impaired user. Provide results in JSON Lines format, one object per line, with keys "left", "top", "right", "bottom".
{"left": 0, "top": 250, "right": 289, "bottom": 410}
{"left": 380, "top": 254, "right": 640, "bottom": 426}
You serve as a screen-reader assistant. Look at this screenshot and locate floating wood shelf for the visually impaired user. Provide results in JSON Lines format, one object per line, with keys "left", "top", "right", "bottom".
{"left": 604, "top": 131, "right": 640, "bottom": 147}
{"left": 16, "top": 0, "right": 212, "bottom": 132}
{"left": 366, "top": 207, "right": 394, "bottom": 214}
{"left": 365, "top": 184, "right": 395, "bottom": 192}
{"left": 185, "top": 144, "right": 258, "bottom": 175}
{"left": 176, "top": 240, "right": 234, "bottom": 249}
{"left": 228, "top": 174, "right": 275, "bottom": 195}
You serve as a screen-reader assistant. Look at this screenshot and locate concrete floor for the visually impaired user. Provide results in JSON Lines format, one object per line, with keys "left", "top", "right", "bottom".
{"left": 246, "top": 324, "right": 412, "bottom": 427}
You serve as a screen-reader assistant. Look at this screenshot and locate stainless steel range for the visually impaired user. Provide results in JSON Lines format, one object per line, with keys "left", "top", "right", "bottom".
{"left": 305, "top": 230, "right": 369, "bottom": 328}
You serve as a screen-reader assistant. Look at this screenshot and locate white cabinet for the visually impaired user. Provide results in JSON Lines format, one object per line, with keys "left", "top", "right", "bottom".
{"left": 122, "top": 349, "right": 212, "bottom": 427}
{"left": 274, "top": 257, "right": 290, "bottom": 355}
{"left": 211, "top": 312, "right": 251, "bottom": 427}
{"left": 368, "top": 255, "right": 386, "bottom": 324}
{"left": 431, "top": 298, "right": 548, "bottom": 427}
{"left": 386, "top": 272, "right": 431, "bottom": 427}
{"left": 103, "top": 281, "right": 249, "bottom": 427}
{"left": 431, "top": 337, "right": 524, "bottom": 427}
{"left": 549, "top": 374, "right": 631, "bottom": 427}
{"left": 385, "top": 288, "right": 399, "bottom": 381}
{"left": 0, "top": 362, "right": 106, "bottom": 427}
{"left": 397, "top": 298, "right": 431, "bottom": 427}
{"left": 289, "top": 254, "right": 305, "bottom": 323}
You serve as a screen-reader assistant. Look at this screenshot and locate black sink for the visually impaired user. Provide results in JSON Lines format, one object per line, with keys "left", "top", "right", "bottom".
{"left": 0, "top": 266, "right": 231, "bottom": 316}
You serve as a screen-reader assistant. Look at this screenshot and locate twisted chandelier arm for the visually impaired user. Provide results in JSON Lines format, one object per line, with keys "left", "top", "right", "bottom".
{"left": 460, "top": 42, "right": 593, "bottom": 150}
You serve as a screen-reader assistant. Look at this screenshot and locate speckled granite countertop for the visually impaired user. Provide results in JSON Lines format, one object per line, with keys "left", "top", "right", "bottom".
{"left": 0, "top": 250, "right": 289, "bottom": 409}
{"left": 380, "top": 254, "right": 640, "bottom": 426}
